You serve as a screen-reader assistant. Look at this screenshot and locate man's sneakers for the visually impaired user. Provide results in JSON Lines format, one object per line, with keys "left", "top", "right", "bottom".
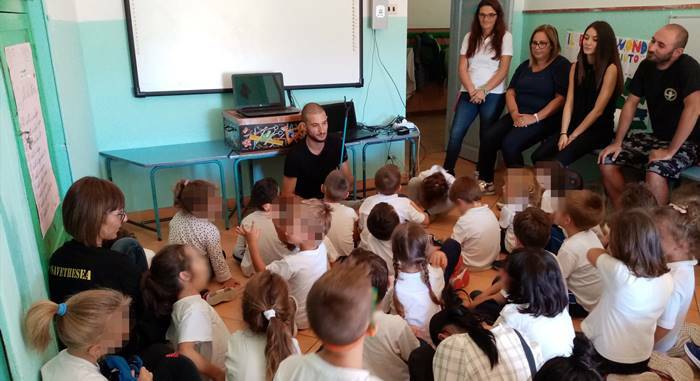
{"left": 478, "top": 180, "right": 496, "bottom": 196}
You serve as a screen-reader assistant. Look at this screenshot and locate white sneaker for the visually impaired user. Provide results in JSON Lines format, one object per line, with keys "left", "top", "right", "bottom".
{"left": 478, "top": 180, "right": 496, "bottom": 196}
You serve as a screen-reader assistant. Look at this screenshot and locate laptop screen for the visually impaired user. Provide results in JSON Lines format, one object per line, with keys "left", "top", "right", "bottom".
{"left": 231, "top": 73, "right": 285, "bottom": 110}
{"left": 322, "top": 101, "right": 357, "bottom": 133}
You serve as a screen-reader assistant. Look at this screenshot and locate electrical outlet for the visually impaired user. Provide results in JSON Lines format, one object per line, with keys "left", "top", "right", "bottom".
{"left": 387, "top": 3, "right": 398, "bottom": 15}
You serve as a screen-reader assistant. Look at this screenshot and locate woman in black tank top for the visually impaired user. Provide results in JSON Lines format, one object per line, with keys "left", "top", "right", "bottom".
{"left": 532, "top": 21, "right": 623, "bottom": 166}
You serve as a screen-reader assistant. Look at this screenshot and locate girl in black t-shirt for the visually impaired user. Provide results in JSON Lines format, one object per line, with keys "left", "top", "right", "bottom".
{"left": 533, "top": 21, "right": 624, "bottom": 166}
{"left": 477, "top": 24, "right": 570, "bottom": 192}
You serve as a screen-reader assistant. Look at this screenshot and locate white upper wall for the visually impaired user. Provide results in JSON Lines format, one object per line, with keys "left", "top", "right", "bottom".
{"left": 45, "top": 0, "right": 407, "bottom": 22}
{"left": 408, "top": 0, "right": 451, "bottom": 28}
{"left": 524, "top": 0, "right": 700, "bottom": 11}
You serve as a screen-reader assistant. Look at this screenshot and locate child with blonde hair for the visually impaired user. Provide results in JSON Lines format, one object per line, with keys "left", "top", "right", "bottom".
{"left": 24, "top": 289, "right": 153, "bottom": 381}
{"left": 226, "top": 271, "right": 300, "bottom": 380}
{"left": 652, "top": 201, "right": 700, "bottom": 356}
{"left": 391, "top": 223, "right": 445, "bottom": 343}
{"left": 238, "top": 197, "right": 331, "bottom": 329}
{"left": 168, "top": 179, "right": 234, "bottom": 287}
{"left": 142, "top": 245, "right": 229, "bottom": 381}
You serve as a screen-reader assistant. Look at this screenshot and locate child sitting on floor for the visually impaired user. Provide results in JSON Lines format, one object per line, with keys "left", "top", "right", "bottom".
{"left": 359, "top": 202, "right": 400, "bottom": 277}
{"left": 496, "top": 247, "right": 575, "bottom": 362}
{"left": 274, "top": 259, "right": 380, "bottom": 381}
{"left": 499, "top": 168, "right": 544, "bottom": 254}
{"left": 619, "top": 182, "right": 659, "bottom": 210}
{"left": 226, "top": 270, "right": 300, "bottom": 380}
{"left": 321, "top": 170, "right": 359, "bottom": 263}
{"left": 583, "top": 209, "right": 673, "bottom": 376}
{"left": 405, "top": 164, "right": 455, "bottom": 217}
{"left": 25, "top": 289, "right": 154, "bottom": 381}
{"left": 238, "top": 197, "right": 330, "bottom": 330}
{"left": 233, "top": 178, "right": 293, "bottom": 276}
{"left": 534, "top": 334, "right": 603, "bottom": 381}
{"left": 168, "top": 179, "right": 235, "bottom": 288}
{"left": 652, "top": 201, "right": 700, "bottom": 356}
{"left": 554, "top": 190, "right": 605, "bottom": 317}
{"left": 359, "top": 164, "right": 429, "bottom": 242}
{"left": 390, "top": 223, "right": 445, "bottom": 343}
{"left": 142, "top": 244, "right": 229, "bottom": 381}
{"left": 345, "top": 248, "right": 419, "bottom": 381}
{"left": 448, "top": 176, "right": 500, "bottom": 272}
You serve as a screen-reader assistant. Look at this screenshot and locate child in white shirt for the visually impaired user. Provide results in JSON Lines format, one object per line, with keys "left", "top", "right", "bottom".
{"left": 405, "top": 164, "right": 455, "bottom": 217}
{"left": 359, "top": 164, "right": 429, "bottom": 243}
{"left": 499, "top": 168, "right": 544, "bottom": 253}
{"left": 652, "top": 202, "right": 700, "bottom": 355}
{"left": 25, "top": 289, "right": 153, "bottom": 381}
{"left": 168, "top": 179, "right": 234, "bottom": 287}
{"left": 226, "top": 270, "right": 301, "bottom": 380}
{"left": 553, "top": 190, "right": 605, "bottom": 316}
{"left": 345, "top": 248, "right": 420, "bottom": 381}
{"left": 448, "top": 176, "right": 500, "bottom": 271}
{"left": 233, "top": 178, "right": 293, "bottom": 276}
{"left": 583, "top": 209, "right": 673, "bottom": 375}
{"left": 321, "top": 170, "right": 359, "bottom": 263}
{"left": 274, "top": 259, "right": 381, "bottom": 381}
{"left": 496, "top": 247, "right": 575, "bottom": 362}
{"left": 359, "top": 202, "right": 400, "bottom": 276}
{"left": 390, "top": 223, "right": 446, "bottom": 343}
{"left": 238, "top": 197, "right": 330, "bottom": 330}
{"left": 142, "top": 244, "right": 229, "bottom": 381}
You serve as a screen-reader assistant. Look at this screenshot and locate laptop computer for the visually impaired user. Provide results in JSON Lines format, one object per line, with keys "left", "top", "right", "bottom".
{"left": 322, "top": 101, "right": 378, "bottom": 142}
{"left": 231, "top": 72, "right": 300, "bottom": 118}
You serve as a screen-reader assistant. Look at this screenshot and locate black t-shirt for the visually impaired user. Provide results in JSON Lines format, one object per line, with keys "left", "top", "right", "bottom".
{"left": 49, "top": 240, "right": 149, "bottom": 354}
{"left": 509, "top": 55, "right": 570, "bottom": 115}
{"left": 630, "top": 54, "right": 700, "bottom": 142}
{"left": 570, "top": 60, "right": 617, "bottom": 131}
{"left": 283, "top": 135, "right": 348, "bottom": 199}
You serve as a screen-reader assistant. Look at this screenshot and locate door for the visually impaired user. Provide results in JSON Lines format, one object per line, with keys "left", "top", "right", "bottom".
{"left": 446, "top": 0, "right": 513, "bottom": 163}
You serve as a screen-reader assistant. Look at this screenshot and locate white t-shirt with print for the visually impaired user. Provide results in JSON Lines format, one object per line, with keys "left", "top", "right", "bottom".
{"left": 556, "top": 230, "right": 604, "bottom": 312}
{"left": 324, "top": 202, "right": 359, "bottom": 262}
{"left": 41, "top": 349, "right": 106, "bottom": 381}
{"left": 275, "top": 353, "right": 382, "bottom": 381}
{"left": 166, "top": 295, "right": 230, "bottom": 373}
{"left": 392, "top": 265, "right": 445, "bottom": 343}
{"left": 451, "top": 205, "right": 501, "bottom": 270}
{"left": 358, "top": 193, "right": 426, "bottom": 234}
{"left": 497, "top": 304, "right": 575, "bottom": 362}
{"left": 234, "top": 210, "right": 294, "bottom": 277}
{"left": 359, "top": 233, "right": 395, "bottom": 276}
{"left": 582, "top": 254, "right": 673, "bottom": 363}
{"left": 363, "top": 311, "right": 420, "bottom": 381}
{"left": 267, "top": 243, "right": 329, "bottom": 330}
{"left": 225, "top": 328, "right": 301, "bottom": 381}
{"left": 460, "top": 31, "right": 513, "bottom": 93}
{"left": 655, "top": 259, "right": 698, "bottom": 353}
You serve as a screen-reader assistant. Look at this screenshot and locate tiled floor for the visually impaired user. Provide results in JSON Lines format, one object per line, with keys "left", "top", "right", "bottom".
{"left": 130, "top": 111, "right": 700, "bottom": 366}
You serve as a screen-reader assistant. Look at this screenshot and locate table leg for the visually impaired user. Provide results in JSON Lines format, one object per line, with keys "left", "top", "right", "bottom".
{"left": 232, "top": 158, "right": 244, "bottom": 224}
{"left": 215, "top": 160, "right": 230, "bottom": 230}
{"left": 350, "top": 147, "right": 357, "bottom": 200}
{"left": 410, "top": 137, "right": 418, "bottom": 177}
{"left": 105, "top": 158, "right": 113, "bottom": 181}
{"left": 247, "top": 160, "right": 255, "bottom": 191}
{"left": 362, "top": 144, "right": 369, "bottom": 199}
{"left": 149, "top": 166, "right": 163, "bottom": 241}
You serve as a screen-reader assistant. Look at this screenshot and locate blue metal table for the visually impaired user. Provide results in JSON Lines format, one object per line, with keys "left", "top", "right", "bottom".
{"left": 100, "top": 141, "right": 231, "bottom": 240}
{"left": 228, "top": 128, "right": 420, "bottom": 222}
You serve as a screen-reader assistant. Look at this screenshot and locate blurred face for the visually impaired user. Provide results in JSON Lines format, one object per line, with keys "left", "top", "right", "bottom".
{"left": 478, "top": 5, "right": 498, "bottom": 34}
{"left": 530, "top": 31, "right": 552, "bottom": 63}
{"left": 582, "top": 27, "right": 598, "bottom": 56}
{"left": 99, "top": 209, "right": 127, "bottom": 242}
{"left": 648, "top": 27, "right": 682, "bottom": 65}
{"left": 182, "top": 246, "right": 211, "bottom": 291}
{"left": 89, "top": 305, "right": 130, "bottom": 359}
{"left": 303, "top": 111, "right": 328, "bottom": 143}
{"left": 192, "top": 190, "right": 222, "bottom": 219}
{"left": 504, "top": 168, "right": 531, "bottom": 205}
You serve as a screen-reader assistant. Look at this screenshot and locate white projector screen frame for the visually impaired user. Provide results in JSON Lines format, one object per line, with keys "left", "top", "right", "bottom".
{"left": 124, "top": 0, "right": 364, "bottom": 97}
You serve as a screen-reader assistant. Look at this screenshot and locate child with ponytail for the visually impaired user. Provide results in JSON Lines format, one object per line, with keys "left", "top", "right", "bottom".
{"left": 141, "top": 244, "right": 229, "bottom": 381}
{"left": 169, "top": 179, "right": 235, "bottom": 288}
{"left": 534, "top": 334, "right": 603, "bottom": 380}
{"left": 390, "top": 222, "right": 445, "bottom": 343}
{"left": 24, "top": 289, "right": 153, "bottom": 381}
{"left": 652, "top": 200, "right": 700, "bottom": 355}
{"left": 226, "top": 271, "right": 300, "bottom": 381}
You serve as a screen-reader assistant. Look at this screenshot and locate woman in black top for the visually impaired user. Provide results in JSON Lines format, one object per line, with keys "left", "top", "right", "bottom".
{"left": 532, "top": 21, "right": 623, "bottom": 165}
{"left": 477, "top": 25, "right": 570, "bottom": 192}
